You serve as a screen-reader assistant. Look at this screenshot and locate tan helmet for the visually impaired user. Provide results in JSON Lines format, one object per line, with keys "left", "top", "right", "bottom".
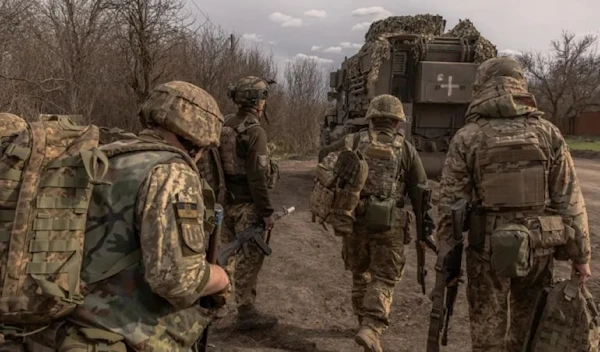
{"left": 138, "top": 81, "right": 224, "bottom": 148}
{"left": 365, "top": 94, "right": 406, "bottom": 122}
{"left": 228, "top": 76, "right": 270, "bottom": 107}
{"left": 0, "top": 113, "right": 27, "bottom": 136}
{"left": 473, "top": 57, "right": 527, "bottom": 92}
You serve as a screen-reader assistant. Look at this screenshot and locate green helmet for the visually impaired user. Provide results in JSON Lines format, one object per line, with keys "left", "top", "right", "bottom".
{"left": 473, "top": 57, "right": 527, "bottom": 92}
{"left": 365, "top": 94, "right": 406, "bottom": 122}
{"left": 138, "top": 81, "right": 224, "bottom": 149}
{"left": 228, "top": 76, "right": 270, "bottom": 107}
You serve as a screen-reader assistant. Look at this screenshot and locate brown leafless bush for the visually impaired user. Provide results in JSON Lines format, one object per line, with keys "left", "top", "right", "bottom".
{"left": 0, "top": 0, "right": 328, "bottom": 154}
{"left": 519, "top": 31, "right": 600, "bottom": 133}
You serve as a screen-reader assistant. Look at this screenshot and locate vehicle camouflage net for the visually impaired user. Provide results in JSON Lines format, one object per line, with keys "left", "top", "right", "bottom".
{"left": 349, "top": 14, "right": 497, "bottom": 90}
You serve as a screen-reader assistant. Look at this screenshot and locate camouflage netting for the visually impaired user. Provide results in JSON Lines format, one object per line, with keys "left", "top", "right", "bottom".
{"left": 351, "top": 15, "right": 497, "bottom": 89}
{"left": 364, "top": 14, "right": 447, "bottom": 42}
{"left": 443, "top": 19, "right": 497, "bottom": 63}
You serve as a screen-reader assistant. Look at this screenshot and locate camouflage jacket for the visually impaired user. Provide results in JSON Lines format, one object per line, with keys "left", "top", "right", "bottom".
{"left": 70, "top": 131, "right": 213, "bottom": 351}
{"left": 437, "top": 77, "right": 591, "bottom": 264}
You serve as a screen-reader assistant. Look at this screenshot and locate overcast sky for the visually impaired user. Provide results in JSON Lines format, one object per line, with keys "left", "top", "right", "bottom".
{"left": 191, "top": 0, "right": 599, "bottom": 70}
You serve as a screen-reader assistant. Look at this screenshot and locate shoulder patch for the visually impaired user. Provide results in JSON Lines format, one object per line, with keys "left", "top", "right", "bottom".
{"left": 258, "top": 155, "right": 268, "bottom": 168}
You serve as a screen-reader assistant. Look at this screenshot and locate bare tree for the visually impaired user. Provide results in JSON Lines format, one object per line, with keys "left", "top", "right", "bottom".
{"left": 277, "top": 57, "right": 328, "bottom": 153}
{"left": 519, "top": 31, "right": 600, "bottom": 133}
{"left": 34, "top": 0, "right": 114, "bottom": 120}
{"left": 108, "top": 0, "right": 191, "bottom": 103}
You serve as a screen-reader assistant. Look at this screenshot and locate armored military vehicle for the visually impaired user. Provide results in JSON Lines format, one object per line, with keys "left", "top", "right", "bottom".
{"left": 322, "top": 15, "right": 497, "bottom": 177}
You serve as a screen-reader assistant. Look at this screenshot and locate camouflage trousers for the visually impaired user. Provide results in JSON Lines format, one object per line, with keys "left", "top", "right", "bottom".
{"left": 222, "top": 203, "right": 268, "bottom": 308}
{"left": 466, "top": 249, "right": 554, "bottom": 352}
{"left": 341, "top": 209, "right": 410, "bottom": 334}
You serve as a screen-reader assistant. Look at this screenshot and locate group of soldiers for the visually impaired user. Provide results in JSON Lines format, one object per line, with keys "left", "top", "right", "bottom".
{"left": 317, "top": 56, "right": 591, "bottom": 352}
{"left": 0, "top": 54, "right": 592, "bottom": 352}
{"left": 0, "top": 77, "right": 279, "bottom": 351}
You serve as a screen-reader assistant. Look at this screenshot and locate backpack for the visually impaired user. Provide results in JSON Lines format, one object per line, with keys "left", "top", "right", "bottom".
{"left": 0, "top": 115, "right": 108, "bottom": 325}
{"left": 354, "top": 130, "right": 404, "bottom": 231}
{"left": 310, "top": 141, "right": 368, "bottom": 235}
{"left": 309, "top": 150, "right": 342, "bottom": 226}
{"left": 524, "top": 276, "right": 600, "bottom": 352}
{"left": 355, "top": 130, "right": 404, "bottom": 199}
{"left": 219, "top": 115, "right": 278, "bottom": 188}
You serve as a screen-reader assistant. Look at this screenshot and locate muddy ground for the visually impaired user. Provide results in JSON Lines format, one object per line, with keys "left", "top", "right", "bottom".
{"left": 207, "top": 157, "right": 600, "bottom": 352}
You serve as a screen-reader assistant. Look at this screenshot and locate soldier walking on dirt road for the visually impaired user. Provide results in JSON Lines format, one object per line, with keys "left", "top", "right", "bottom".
{"left": 319, "top": 94, "right": 435, "bottom": 352}
{"left": 219, "top": 76, "right": 280, "bottom": 331}
{"left": 435, "top": 57, "right": 592, "bottom": 352}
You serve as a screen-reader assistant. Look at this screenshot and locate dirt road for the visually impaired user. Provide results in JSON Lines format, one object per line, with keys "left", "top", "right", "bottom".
{"left": 208, "top": 157, "right": 600, "bottom": 352}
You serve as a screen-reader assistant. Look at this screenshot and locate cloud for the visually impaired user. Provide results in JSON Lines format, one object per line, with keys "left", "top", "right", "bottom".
{"left": 352, "top": 22, "right": 372, "bottom": 31}
{"left": 323, "top": 46, "right": 343, "bottom": 54}
{"left": 304, "top": 9, "right": 326, "bottom": 18}
{"left": 294, "top": 53, "right": 334, "bottom": 64}
{"left": 311, "top": 45, "right": 323, "bottom": 51}
{"left": 268, "top": 41, "right": 277, "bottom": 45}
{"left": 351, "top": 6, "right": 392, "bottom": 19}
{"left": 498, "top": 49, "right": 522, "bottom": 57}
{"left": 340, "top": 42, "right": 362, "bottom": 49}
{"left": 268, "top": 12, "right": 303, "bottom": 27}
{"left": 241, "top": 33, "right": 264, "bottom": 43}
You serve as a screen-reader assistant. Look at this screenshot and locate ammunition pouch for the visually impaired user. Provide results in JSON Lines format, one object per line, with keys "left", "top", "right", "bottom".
{"left": 330, "top": 189, "right": 361, "bottom": 236}
{"left": 490, "top": 223, "right": 532, "bottom": 278}
{"left": 526, "top": 215, "right": 574, "bottom": 257}
{"left": 364, "top": 196, "right": 395, "bottom": 232}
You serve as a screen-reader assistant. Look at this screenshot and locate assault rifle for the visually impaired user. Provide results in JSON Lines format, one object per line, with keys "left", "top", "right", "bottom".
{"left": 217, "top": 206, "right": 295, "bottom": 266}
{"left": 415, "top": 184, "right": 437, "bottom": 295}
{"left": 427, "top": 199, "right": 468, "bottom": 352}
{"left": 195, "top": 203, "right": 224, "bottom": 352}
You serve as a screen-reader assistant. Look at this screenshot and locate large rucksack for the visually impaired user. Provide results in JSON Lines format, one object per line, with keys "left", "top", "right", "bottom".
{"left": 0, "top": 115, "right": 108, "bottom": 325}
{"left": 310, "top": 139, "right": 368, "bottom": 235}
{"left": 523, "top": 275, "right": 600, "bottom": 352}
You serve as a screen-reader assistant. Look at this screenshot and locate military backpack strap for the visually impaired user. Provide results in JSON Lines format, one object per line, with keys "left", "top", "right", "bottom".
{"left": 86, "top": 249, "right": 143, "bottom": 284}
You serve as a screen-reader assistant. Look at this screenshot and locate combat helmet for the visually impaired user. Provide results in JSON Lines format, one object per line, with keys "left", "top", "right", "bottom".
{"left": 473, "top": 57, "right": 527, "bottom": 92}
{"left": 138, "top": 81, "right": 224, "bottom": 149}
{"left": 365, "top": 94, "right": 406, "bottom": 122}
{"left": 228, "top": 76, "right": 271, "bottom": 107}
{"left": 0, "top": 113, "right": 28, "bottom": 136}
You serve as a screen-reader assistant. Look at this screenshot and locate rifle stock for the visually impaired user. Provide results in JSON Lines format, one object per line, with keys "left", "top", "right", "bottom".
{"left": 427, "top": 199, "right": 468, "bottom": 352}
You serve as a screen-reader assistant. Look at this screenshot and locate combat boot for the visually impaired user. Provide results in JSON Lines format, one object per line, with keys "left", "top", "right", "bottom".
{"left": 234, "top": 304, "right": 278, "bottom": 331}
{"left": 354, "top": 326, "right": 383, "bottom": 352}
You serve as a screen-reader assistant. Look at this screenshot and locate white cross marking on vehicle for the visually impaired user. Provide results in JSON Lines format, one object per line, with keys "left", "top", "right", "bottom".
{"left": 437, "top": 74, "right": 460, "bottom": 96}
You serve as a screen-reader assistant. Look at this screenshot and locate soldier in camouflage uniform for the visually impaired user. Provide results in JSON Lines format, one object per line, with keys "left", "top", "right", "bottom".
{"left": 219, "top": 76, "right": 279, "bottom": 330}
{"left": 436, "top": 57, "right": 592, "bottom": 352}
{"left": 319, "top": 95, "right": 434, "bottom": 352}
{"left": 7, "top": 81, "right": 230, "bottom": 352}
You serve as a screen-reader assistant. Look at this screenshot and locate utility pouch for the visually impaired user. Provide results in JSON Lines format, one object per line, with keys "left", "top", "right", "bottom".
{"left": 528, "top": 215, "right": 573, "bottom": 249}
{"left": 467, "top": 203, "right": 485, "bottom": 250}
{"left": 364, "top": 195, "right": 395, "bottom": 232}
{"left": 490, "top": 223, "right": 532, "bottom": 278}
